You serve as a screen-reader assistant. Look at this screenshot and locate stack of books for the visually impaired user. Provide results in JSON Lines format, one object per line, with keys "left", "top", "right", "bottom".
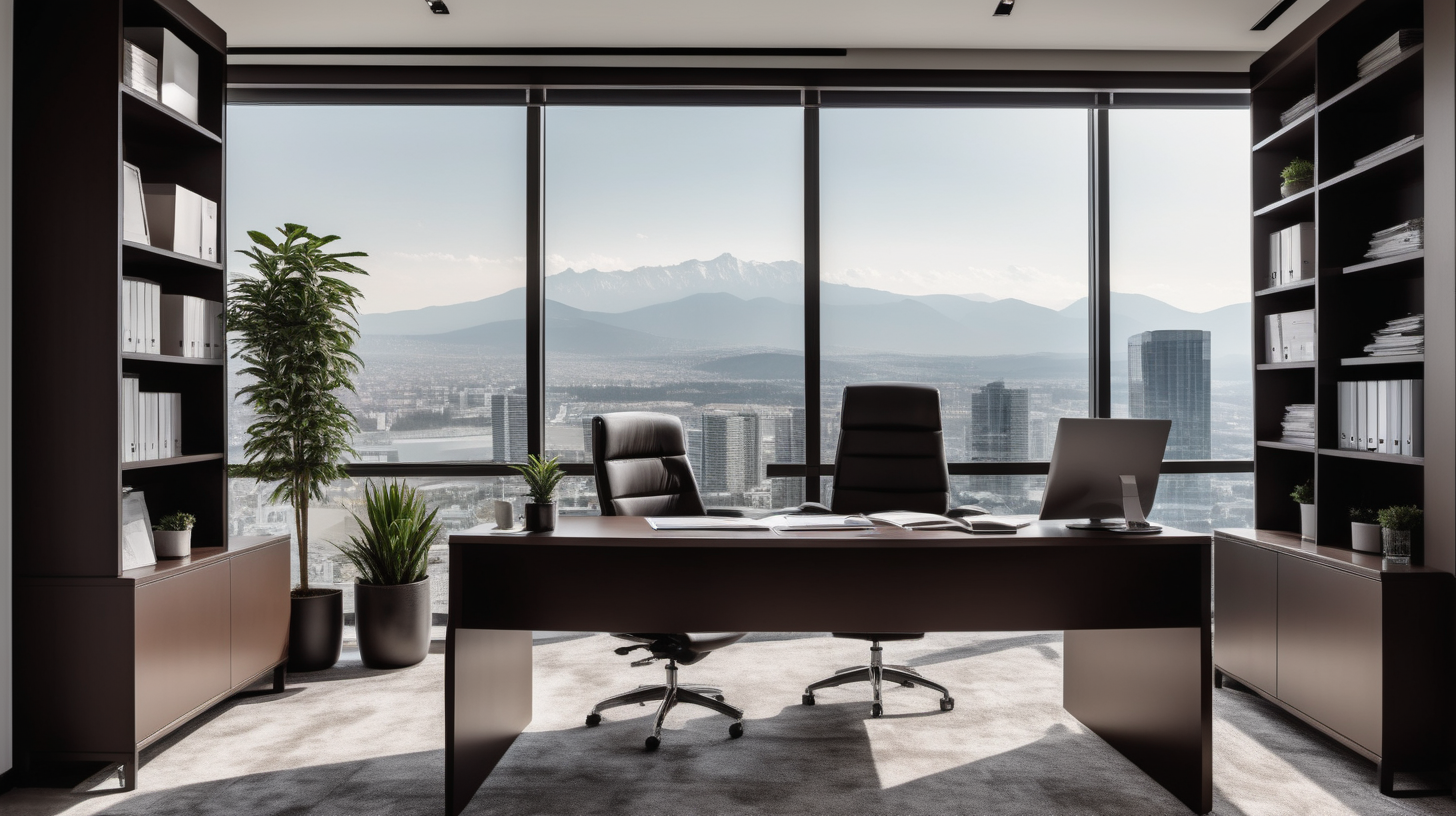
{"left": 1279, "top": 404, "right": 1316, "bottom": 447}
{"left": 123, "top": 40, "right": 159, "bottom": 100}
{"left": 1354, "top": 135, "right": 1422, "bottom": 167}
{"left": 1364, "top": 218, "right": 1424, "bottom": 260}
{"left": 1279, "top": 93, "right": 1316, "bottom": 126}
{"left": 1357, "top": 29, "right": 1423, "bottom": 77}
{"left": 1363, "top": 314, "right": 1424, "bottom": 357}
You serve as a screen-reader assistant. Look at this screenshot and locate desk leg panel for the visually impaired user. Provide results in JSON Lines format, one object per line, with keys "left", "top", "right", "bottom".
{"left": 1064, "top": 627, "right": 1212, "bottom": 814}
{"left": 446, "top": 628, "right": 532, "bottom": 816}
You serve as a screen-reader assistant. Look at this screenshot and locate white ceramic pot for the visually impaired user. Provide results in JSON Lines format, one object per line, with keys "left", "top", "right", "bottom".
{"left": 1351, "top": 521, "right": 1381, "bottom": 553}
{"left": 1299, "top": 503, "right": 1317, "bottom": 541}
{"left": 153, "top": 529, "right": 192, "bottom": 558}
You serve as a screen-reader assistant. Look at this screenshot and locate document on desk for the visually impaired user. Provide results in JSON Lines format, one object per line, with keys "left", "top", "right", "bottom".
{"left": 645, "top": 514, "right": 874, "bottom": 532}
{"left": 868, "top": 512, "right": 1032, "bottom": 533}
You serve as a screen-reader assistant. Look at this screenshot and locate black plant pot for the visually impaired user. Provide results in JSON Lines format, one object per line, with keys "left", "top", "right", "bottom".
{"left": 525, "top": 502, "right": 557, "bottom": 532}
{"left": 289, "top": 589, "right": 343, "bottom": 673}
{"left": 355, "top": 577, "right": 432, "bottom": 669}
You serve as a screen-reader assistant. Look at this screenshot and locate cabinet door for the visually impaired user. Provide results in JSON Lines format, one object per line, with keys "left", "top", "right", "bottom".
{"left": 1214, "top": 538, "right": 1279, "bottom": 693}
{"left": 1277, "top": 555, "right": 1382, "bottom": 754}
{"left": 231, "top": 541, "right": 290, "bottom": 686}
{"left": 136, "top": 561, "right": 231, "bottom": 742}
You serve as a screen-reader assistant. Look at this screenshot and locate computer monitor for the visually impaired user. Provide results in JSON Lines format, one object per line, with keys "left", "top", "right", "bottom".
{"left": 1039, "top": 418, "right": 1171, "bottom": 532}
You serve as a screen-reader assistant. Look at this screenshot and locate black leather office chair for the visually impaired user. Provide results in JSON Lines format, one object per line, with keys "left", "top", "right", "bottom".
{"left": 801, "top": 383, "right": 956, "bottom": 717}
{"left": 587, "top": 411, "right": 747, "bottom": 749}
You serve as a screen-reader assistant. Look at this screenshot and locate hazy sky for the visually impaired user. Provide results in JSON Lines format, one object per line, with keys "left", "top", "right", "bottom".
{"left": 228, "top": 104, "right": 1248, "bottom": 314}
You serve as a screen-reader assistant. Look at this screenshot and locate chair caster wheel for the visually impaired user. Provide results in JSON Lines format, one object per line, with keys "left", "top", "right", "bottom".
{"left": 940, "top": 698, "right": 955, "bottom": 712}
{"left": 714, "top": 694, "right": 725, "bottom": 702}
{"left": 729, "top": 722, "right": 744, "bottom": 739}
{"left": 900, "top": 681, "right": 916, "bottom": 688}
{"left": 801, "top": 694, "right": 815, "bottom": 706}
{"left": 645, "top": 736, "right": 660, "bottom": 751}
{"left": 871, "top": 703, "right": 883, "bottom": 718}
{"left": 585, "top": 713, "right": 602, "bottom": 727}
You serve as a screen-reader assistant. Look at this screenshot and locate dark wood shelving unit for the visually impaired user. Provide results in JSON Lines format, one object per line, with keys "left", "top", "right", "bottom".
{"left": 13, "top": 0, "right": 289, "bottom": 791}
{"left": 1254, "top": 277, "right": 1317, "bottom": 297}
{"left": 1230, "top": 0, "right": 1454, "bottom": 795}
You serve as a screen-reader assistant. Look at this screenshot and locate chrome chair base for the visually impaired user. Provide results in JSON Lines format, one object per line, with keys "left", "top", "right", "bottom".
{"left": 801, "top": 642, "right": 954, "bottom": 718}
{"left": 586, "top": 659, "right": 745, "bottom": 749}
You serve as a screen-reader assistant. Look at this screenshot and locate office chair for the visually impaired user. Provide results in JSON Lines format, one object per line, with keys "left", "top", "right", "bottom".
{"left": 801, "top": 383, "right": 956, "bottom": 717}
{"left": 587, "top": 411, "right": 747, "bottom": 749}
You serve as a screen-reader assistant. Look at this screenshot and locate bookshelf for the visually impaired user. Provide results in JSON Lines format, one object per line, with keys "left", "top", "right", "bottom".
{"left": 12, "top": 0, "right": 289, "bottom": 790}
{"left": 1221, "top": 0, "right": 1456, "bottom": 794}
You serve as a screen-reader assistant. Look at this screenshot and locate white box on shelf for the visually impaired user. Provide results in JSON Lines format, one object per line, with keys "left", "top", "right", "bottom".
{"left": 122, "top": 162, "right": 149, "bottom": 244}
{"left": 142, "top": 183, "right": 204, "bottom": 258}
{"left": 1281, "top": 309, "right": 1316, "bottom": 362}
{"left": 123, "top": 27, "right": 199, "bottom": 124}
{"left": 1281, "top": 223, "right": 1316, "bottom": 285}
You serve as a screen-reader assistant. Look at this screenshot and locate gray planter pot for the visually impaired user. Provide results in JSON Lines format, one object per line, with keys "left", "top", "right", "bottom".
{"left": 1351, "top": 522, "right": 1382, "bottom": 553}
{"left": 1281, "top": 178, "right": 1313, "bottom": 197}
{"left": 1382, "top": 528, "right": 1413, "bottom": 564}
{"left": 355, "top": 577, "right": 432, "bottom": 669}
{"left": 289, "top": 589, "right": 343, "bottom": 672}
{"left": 525, "top": 502, "right": 557, "bottom": 532}
{"left": 1299, "top": 503, "right": 1317, "bottom": 541}
{"left": 153, "top": 529, "right": 191, "bottom": 558}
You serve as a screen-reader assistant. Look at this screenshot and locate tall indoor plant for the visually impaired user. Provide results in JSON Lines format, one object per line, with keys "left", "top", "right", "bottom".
{"left": 228, "top": 224, "right": 367, "bottom": 672}
{"left": 338, "top": 480, "right": 441, "bottom": 669}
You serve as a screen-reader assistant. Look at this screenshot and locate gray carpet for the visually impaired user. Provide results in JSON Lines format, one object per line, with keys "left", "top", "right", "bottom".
{"left": 5, "top": 632, "right": 1455, "bottom": 816}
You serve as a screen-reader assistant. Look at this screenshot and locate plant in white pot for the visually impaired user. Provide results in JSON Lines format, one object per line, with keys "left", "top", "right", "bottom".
{"left": 152, "top": 512, "right": 195, "bottom": 558}
{"left": 1377, "top": 505, "right": 1422, "bottom": 565}
{"left": 228, "top": 224, "right": 367, "bottom": 673}
{"left": 338, "top": 480, "right": 441, "bottom": 669}
{"left": 511, "top": 454, "right": 566, "bottom": 532}
{"left": 1291, "top": 479, "right": 1316, "bottom": 540}
{"left": 1349, "top": 507, "right": 1381, "bottom": 553}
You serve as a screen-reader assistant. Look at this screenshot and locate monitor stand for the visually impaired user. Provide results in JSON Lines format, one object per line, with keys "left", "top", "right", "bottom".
{"left": 1064, "top": 475, "right": 1163, "bottom": 534}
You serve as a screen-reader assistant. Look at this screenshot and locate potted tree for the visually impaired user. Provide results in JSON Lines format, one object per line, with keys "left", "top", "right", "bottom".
{"left": 1280, "top": 157, "right": 1314, "bottom": 197}
{"left": 1377, "top": 505, "right": 1422, "bottom": 565}
{"left": 152, "top": 512, "right": 196, "bottom": 558}
{"left": 228, "top": 224, "right": 367, "bottom": 673}
{"left": 1349, "top": 507, "right": 1381, "bottom": 553}
{"left": 1291, "top": 479, "right": 1315, "bottom": 540}
{"left": 511, "top": 454, "right": 566, "bottom": 532}
{"left": 338, "top": 480, "right": 441, "bottom": 669}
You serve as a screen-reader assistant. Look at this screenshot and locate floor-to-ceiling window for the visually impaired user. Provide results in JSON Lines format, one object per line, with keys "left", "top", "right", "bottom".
{"left": 543, "top": 106, "right": 804, "bottom": 512}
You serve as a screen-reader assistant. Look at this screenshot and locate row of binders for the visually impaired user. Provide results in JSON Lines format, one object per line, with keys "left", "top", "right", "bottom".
{"left": 1358, "top": 29, "right": 1422, "bottom": 79}
{"left": 1265, "top": 310, "right": 1316, "bottom": 363}
{"left": 122, "top": 377, "right": 182, "bottom": 462}
{"left": 1266, "top": 223, "right": 1314, "bottom": 289}
{"left": 123, "top": 278, "right": 224, "bottom": 358}
{"left": 1337, "top": 380, "right": 1423, "bottom": 457}
{"left": 1364, "top": 218, "right": 1423, "bottom": 261}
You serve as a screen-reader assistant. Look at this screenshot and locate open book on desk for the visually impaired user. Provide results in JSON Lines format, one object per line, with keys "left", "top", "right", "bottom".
{"left": 867, "top": 511, "right": 1033, "bottom": 533}
{"left": 647, "top": 514, "right": 874, "bottom": 532}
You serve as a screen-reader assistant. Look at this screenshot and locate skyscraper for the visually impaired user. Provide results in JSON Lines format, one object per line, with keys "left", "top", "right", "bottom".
{"left": 491, "top": 393, "right": 528, "bottom": 463}
{"left": 771, "top": 408, "right": 806, "bottom": 507}
{"left": 700, "top": 411, "right": 761, "bottom": 497}
{"left": 1128, "top": 330, "right": 1211, "bottom": 460}
{"left": 970, "top": 381, "right": 1029, "bottom": 461}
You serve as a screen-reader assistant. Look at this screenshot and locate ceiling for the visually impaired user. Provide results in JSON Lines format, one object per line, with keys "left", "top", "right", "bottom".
{"left": 196, "top": 0, "right": 1329, "bottom": 53}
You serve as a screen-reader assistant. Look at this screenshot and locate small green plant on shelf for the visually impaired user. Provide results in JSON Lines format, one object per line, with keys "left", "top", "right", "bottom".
{"left": 1280, "top": 157, "right": 1315, "bottom": 197}
{"left": 1349, "top": 507, "right": 1378, "bottom": 524}
{"left": 510, "top": 454, "right": 566, "bottom": 504}
{"left": 1377, "top": 505, "right": 1423, "bottom": 531}
{"left": 337, "top": 480, "right": 440, "bottom": 587}
{"left": 1290, "top": 480, "right": 1314, "bottom": 504}
{"left": 153, "top": 512, "right": 196, "bottom": 532}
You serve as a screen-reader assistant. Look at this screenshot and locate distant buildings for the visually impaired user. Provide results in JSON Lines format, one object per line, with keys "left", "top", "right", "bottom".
{"left": 969, "top": 381, "right": 1030, "bottom": 461}
{"left": 772, "top": 407, "right": 806, "bottom": 507}
{"left": 491, "top": 393, "right": 528, "bottom": 462}
{"left": 700, "top": 411, "right": 762, "bottom": 499}
{"left": 1128, "top": 330, "right": 1211, "bottom": 460}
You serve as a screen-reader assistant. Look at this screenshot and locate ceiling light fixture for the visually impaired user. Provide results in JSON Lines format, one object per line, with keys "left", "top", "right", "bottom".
{"left": 1251, "top": 0, "right": 1297, "bottom": 31}
{"left": 426, "top": 0, "right": 450, "bottom": 13}
{"left": 993, "top": 0, "right": 1014, "bottom": 16}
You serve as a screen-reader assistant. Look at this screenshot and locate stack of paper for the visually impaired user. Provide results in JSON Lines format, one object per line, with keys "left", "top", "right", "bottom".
{"left": 1279, "top": 93, "right": 1316, "bottom": 126}
{"left": 1364, "top": 218, "right": 1424, "bottom": 260}
{"left": 1279, "top": 404, "right": 1316, "bottom": 446}
{"left": 1363, "top": 314, "right": 1424, "bottom": 357}
{"left": 123, "top": 40, "right": 159, "bottom": 100}
{"left": 1355, "top": 135, "right": 1422, "bottom": 167}
{"left": 645, "top": 514, "right": 874, "bottom": 532}
{"left": 1357, "top": 29, "right": 1423, "bottom": 77}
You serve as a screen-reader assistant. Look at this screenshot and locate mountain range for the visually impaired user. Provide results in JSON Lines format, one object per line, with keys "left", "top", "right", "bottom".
{"left": 356, "top": 253, "right": 1251, "bottom": 360}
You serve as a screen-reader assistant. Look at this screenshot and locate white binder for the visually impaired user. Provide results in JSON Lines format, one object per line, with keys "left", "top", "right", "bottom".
{"left": 122, "top": 376, "right": 138, "bottom": 462}
{"left": 201, "top": 197, "right": 218, "bottom": 263}
{"left": 1266, "top": 314, "right": 1282, "bottom": 363}
{"left": 1268, "top": 231, "right": 1281, "bottom": 289}
{"left": 143, "top": 392, "right": 159, "bottom": 460}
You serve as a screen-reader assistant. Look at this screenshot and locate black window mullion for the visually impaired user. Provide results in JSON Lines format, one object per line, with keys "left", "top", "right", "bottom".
{"left": 803, "top": 98, "right": 822, "bottom": 502}
{"left": 1089, "top": 105, "right": 1112, "bottom": 418}
{"left": 526, "top": 95, "right": 546, "bottom": 460}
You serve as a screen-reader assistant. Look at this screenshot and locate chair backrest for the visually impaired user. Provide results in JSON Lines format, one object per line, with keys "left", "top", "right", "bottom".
{"left": 830, "top": 383, "right": 950, "bottom": 515}
{"left": 592, "top": 412, "right": 708, "bottom": 517}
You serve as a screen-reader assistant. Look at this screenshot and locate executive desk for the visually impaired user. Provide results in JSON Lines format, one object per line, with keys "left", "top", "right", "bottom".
{"left": 446, "top": 518, "right": 1212, "bottom": 815}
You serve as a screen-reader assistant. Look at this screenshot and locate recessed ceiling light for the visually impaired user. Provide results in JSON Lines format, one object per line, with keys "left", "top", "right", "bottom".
{"left": 993, "top": 0, "right": 1014, "bottom": 16}
{"left": 426, "top": 0, "right": 450, "bottom": 13}
{"left": 1251, "top": 0, "right": 1298, "bottom": 30}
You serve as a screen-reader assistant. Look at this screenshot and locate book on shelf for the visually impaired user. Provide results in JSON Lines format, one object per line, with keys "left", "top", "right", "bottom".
{"left": 122, "top": 385, "right": 182, "bottom": 461}
{"left": 1356, "top": 29, "right": 1423, "bottom": 78}
{"left": 1354, "top": 135, "right": 1421, "bottom": 167}
{"left": 122, "top": 40, "right": 159, "bottom": 100}
{"left": 1364, "top": 218, "right": 1423, "bottom": 260}
{"left": 122, "top": 27, "right": 200, "bottom": 124}
{"left": 1279, "top": 92, "right": 1316, "bottom": 126}
{"left": 1338, "top": 379, "right": 1422, "bottom": 457}
{"left": 1266, "top": 309, "right": 1315, "bottom": 363}
{"left": 1279, "top": 403, "right": 1315, "bottom": 446}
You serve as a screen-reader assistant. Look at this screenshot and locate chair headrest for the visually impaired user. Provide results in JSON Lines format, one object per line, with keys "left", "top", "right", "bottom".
{"left": 841, "top": 383, "right": 942, "bottom": 431}
{"left": 594, "top": 412, "right": 689, "bottom": 461}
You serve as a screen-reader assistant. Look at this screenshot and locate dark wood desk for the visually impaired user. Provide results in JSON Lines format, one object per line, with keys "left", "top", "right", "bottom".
{"left": 447, "top": 518, "right": 1212, "bottom": 815}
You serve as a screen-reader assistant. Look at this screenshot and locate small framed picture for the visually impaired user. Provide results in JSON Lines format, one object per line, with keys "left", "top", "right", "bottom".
{"left": 121, "top": 490, "right": 156, "bottom": 571}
